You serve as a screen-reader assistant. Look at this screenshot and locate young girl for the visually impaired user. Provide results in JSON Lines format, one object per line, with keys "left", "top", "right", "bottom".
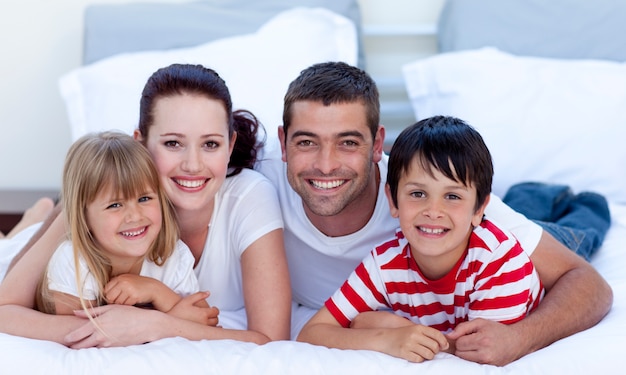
{"left": 37, "top": 131, "right": 215, "bottom": 325}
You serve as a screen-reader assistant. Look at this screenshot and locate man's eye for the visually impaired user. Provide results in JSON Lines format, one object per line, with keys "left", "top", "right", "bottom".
{"left": 297, "top": 140, "right": 314, "bottom": 147}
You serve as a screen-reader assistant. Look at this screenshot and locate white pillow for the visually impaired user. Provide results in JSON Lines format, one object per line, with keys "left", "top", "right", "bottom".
{"left": 59, "top": 7, "right": 358, "bottom": 158}
{"left": 402, "top": 47, "right": 626, "bottom": 204}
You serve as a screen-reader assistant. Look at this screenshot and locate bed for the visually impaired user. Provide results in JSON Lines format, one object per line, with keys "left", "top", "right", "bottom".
{"left": 2, "top": 0, "right": 626, "bottom": 373}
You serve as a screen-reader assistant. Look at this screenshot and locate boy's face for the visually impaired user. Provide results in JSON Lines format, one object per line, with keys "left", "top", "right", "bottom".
{"left": 279, "top": 100, "right": 384, "bottom": 218}
{"left": 385, "top": 159, "right": 488, "bottom": 279}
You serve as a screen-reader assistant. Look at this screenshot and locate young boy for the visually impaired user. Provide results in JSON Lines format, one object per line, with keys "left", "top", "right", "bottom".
{"left": 297, "top": 116, "right": 545, "bottom": 363}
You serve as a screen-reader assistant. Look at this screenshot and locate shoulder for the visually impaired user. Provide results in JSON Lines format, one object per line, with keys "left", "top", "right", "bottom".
{"left": 224, "top": 168, "right": 274, "bottom": 190}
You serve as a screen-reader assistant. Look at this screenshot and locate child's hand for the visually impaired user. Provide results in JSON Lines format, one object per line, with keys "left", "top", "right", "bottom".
{"left": 168, "top": 291, "right": 220, "bottom": 326}
{"left": 383, "top": 324, "right": 449, "bottom": 363}
{"left": 105, "top": 274, "right": 159, "bottom": 306}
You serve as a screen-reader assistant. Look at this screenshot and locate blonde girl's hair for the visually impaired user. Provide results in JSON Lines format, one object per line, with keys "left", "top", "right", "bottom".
{"left": 37, "top": 131, "right": 179, "bottom": 315}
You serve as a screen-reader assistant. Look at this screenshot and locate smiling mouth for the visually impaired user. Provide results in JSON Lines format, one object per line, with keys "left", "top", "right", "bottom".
{"left": 121, "top": 227, "right": 147, "bottom": 237}
{"left": 174, "top": 178, "right": 207, "bottom": 188}
{"left": 309, "top": 179, "right": 346, "bottom": 190}
{"left": 418, "top": 226, "right": 447, "bottom": 235}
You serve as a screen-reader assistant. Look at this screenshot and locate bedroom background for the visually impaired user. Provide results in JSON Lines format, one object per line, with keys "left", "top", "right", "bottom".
{"left": 0, "top": 0, "right": 443, "bottom": 209}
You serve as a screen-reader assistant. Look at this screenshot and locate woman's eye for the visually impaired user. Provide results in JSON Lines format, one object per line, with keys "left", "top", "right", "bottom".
{"left": 205, "top": 141, "right": 219, "bottom": 149}
{"left": 164, "top": 140, "right": 180, "bottom": 147}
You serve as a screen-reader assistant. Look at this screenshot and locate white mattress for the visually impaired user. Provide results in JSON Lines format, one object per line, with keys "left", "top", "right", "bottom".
{"left": 1, "top": 203, "right": 624, "bottom": 374}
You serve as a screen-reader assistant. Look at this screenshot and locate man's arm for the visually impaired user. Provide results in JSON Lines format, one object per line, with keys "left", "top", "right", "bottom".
{"left": 449, "top": 231, "right": 613, "bottom": 365}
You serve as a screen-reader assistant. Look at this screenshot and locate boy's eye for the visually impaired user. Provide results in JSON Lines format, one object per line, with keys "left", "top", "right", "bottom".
{"left": 410, "top": 191, "right": 425, "bottom": 198}
{"left": 446, "top": 194, "right": 461, "bottom": 200}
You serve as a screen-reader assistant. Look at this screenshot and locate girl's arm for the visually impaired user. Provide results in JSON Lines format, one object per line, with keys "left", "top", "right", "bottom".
{"left": 105, "top": 274, "right": 182, "bottom": 311}
{"left": 104, "top": 275, "right": 217, "bottom": 325}
{"left": 240, "top": 228, "right": 292, "bottom": 341}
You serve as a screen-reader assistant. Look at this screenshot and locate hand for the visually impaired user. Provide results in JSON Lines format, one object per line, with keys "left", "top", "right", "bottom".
{"left": 168, "top": 292, "right": 220, "bottom": 326}
{"left": 447, "top": 318, "right": 524, "bottom": 365}
{"left": 105, "top": 274, "right": 156, "bottom": 306}
{"left": 382, "top": 324, "right": 449, "bottom": 363}
{"left": 66, "top": 304, "right": 165, "bottom": 348}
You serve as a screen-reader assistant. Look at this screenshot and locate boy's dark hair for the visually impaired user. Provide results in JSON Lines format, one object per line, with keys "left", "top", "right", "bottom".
{"left": 282, "top": 61, "right": 380, "bottom": 142}
{"left": 387, "top": 116, "right": 493, "bottom": 212}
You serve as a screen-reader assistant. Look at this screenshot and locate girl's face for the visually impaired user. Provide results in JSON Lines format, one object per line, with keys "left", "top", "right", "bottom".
{"left": 86, "top": 185, "right": 162, "bottom": 273}
{"left": 139, "top": 94, "right": 235, "bottom": 214}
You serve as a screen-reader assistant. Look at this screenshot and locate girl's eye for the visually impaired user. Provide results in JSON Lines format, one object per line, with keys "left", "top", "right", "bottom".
{"left": 106, "top": 202, "right": 121, "bottom": 209}
{"left": 138, "top": 196, "right": 152, "bottom": 203}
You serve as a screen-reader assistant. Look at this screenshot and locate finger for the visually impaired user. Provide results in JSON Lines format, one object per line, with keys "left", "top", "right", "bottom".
{"left": 446, "top": 320, "right": 478, "bottom": 340}
{"left": 64, "top": 321, "right": 96, "bottom": 346}
{"left": 183, "top": 291, "right": 210, "bottom": 306}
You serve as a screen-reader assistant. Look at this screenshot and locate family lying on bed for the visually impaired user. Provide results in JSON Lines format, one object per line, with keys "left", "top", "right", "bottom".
{"left": 0, "top": 61, "right": 612, "bottom": 366}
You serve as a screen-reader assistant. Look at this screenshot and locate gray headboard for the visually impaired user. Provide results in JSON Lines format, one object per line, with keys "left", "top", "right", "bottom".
{"left": 83, "top": 0, "right": 364, "bottom": 67}
{"left": 438, "top": 0, "right": 626, "bottom": 61}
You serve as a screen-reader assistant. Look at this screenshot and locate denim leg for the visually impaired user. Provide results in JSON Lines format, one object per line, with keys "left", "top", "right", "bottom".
{"left": 503, "top": 182, "right": 611, "bottom": 261}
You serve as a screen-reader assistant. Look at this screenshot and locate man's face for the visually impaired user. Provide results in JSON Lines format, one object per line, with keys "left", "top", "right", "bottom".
{"left": 279, "top": 100, "right": 383, "bottom": 218}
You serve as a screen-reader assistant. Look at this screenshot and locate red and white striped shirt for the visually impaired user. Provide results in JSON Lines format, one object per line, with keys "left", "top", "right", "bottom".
{"left": 326, "top": 219, "right": 544, "bottom": 332}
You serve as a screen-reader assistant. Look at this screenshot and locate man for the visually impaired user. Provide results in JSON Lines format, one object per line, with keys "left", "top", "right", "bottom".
{"left": 258, "top": 61, "right": 612, "bottom": 366}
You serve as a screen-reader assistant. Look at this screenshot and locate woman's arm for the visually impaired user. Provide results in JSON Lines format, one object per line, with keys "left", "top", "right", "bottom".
{"left": 241, "top": 228, "right": 292, "bottom": 341}
{"left": 0, "top": 212, "right": 65, "bottom": 308}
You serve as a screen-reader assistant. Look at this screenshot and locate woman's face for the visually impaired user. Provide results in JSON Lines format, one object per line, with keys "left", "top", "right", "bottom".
{"left": 139, "top": 93, "right": 235, "bottom": 214}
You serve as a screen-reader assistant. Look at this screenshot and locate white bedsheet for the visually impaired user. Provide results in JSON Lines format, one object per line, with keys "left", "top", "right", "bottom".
{"left": 1, "top": 203, "right": 624, "bottom": 374}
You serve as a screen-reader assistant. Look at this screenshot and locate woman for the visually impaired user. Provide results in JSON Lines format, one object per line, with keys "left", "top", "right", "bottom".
{"left": 0, "top": 64, "right": 291, "bottom": 346}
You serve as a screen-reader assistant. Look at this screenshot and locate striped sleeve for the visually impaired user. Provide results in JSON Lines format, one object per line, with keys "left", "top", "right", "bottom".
{"left": 467, "top": 220, "right": 544, "bottom": 324}
{"left": 325, "top": 246, "right": 392, "bottom": 328}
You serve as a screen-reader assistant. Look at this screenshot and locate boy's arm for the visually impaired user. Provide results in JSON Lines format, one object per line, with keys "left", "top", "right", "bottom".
{"left": 297, "top": 306, "right": 448, "bottom": 363}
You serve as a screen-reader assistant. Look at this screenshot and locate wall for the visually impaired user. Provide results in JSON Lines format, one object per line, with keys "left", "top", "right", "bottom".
{"left": 0, "top": 0, "right": 443, "bottom": 195}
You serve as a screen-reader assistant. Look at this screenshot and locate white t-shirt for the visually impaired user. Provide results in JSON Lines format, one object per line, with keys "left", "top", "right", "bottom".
{"left": 258, "top": 153, "right": 543, "bottom": 310}
{"left": 47, "top": 239, "right": 199, "bottom": 300}
{"left": 193, "top": 168, "right": 284, "bottom": 311}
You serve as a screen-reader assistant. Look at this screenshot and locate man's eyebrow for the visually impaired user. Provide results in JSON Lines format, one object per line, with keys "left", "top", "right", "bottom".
{"left": 291, "top": 130, "right": 317, "bottom": 138}
{"left": 337, "top": 131, "right": 366, "bottom": 139}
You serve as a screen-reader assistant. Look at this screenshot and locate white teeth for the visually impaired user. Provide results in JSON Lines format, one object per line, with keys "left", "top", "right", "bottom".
{"left": 419, "top": 227, "right": 445, "bottom": 234}
{"left": 121, "top": 227, "right": 146, "bottom": 237}
{"left": 175, "top": 179, "right": 205, "bottom": 188}
{"left": 310, "top": 180, "right": 345, "bottom": 189}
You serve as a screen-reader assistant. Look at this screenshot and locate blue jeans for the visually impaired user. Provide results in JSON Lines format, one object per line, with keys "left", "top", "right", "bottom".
{"left": 502, "top": 182, "right": 611, "bottom": 261}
